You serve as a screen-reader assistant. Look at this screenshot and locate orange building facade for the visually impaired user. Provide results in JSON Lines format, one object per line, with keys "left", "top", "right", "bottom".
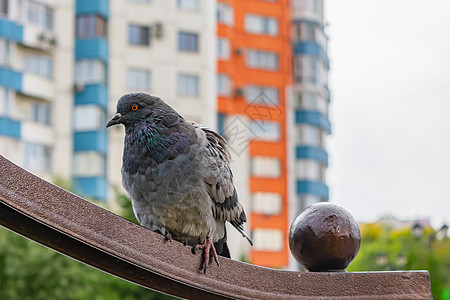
{"left": 217, "top": 0, "right": 293, "bottom": 268}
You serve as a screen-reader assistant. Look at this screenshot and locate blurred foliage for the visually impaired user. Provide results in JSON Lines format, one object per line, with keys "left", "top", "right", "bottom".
{"left": 115, "top": 187, "right": 139, "bottom": 225}
{"left": 0, "top": 180, "right": 176, "bottom": 300}
{"left": 348, "top": 222, "right": 450, "bottom": 300}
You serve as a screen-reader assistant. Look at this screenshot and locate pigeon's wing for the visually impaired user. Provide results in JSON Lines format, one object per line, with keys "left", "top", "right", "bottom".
{"left": 194, "top": 124, "right": 252, "bottom": 245}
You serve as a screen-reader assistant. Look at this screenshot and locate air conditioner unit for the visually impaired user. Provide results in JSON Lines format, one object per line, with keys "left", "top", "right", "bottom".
{"left": 74, "top": 83, "right": 85, "bottom": 93}
{"left": 37, "top": 32, "right": 57, "bottom": 46}
{"left": 37, "top": 32, "right": 46, "bottom": 41}
{"left": 48, "top": 36, "right": 57, "bottom": 46}
{"left": 235, "top": 87, "right": 244, "bottom": 97}
{"left": 153, "top": 22, "right": 163, "bottom": 39}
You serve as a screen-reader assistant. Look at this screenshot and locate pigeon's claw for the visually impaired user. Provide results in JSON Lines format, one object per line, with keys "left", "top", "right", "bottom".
{"left": 164, "top": 232, "right": 173, "bottom": 243}
{"left": 195, "top": 237, "right": 219, "bottom": 273}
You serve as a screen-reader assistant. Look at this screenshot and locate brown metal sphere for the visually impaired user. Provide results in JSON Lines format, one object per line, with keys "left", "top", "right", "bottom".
{"left": 289, "top": 203, "right": 361, "bottom": 272}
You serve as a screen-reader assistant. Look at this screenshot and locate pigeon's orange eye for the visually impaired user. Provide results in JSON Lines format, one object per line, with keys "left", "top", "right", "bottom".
{"left": 131, "top": 105, "right": 138, "bottom": 111}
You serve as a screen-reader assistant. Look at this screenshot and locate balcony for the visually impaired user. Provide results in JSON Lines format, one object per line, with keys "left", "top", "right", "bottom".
{"left": 21, "top": 73, "right": 55, "bottom": 100}
{"left": 0, "top": 18, "right": 23, "bottom": 42}
{"left": 21, "top": 121, "right": 53, "bottom": 145}
{"left": 296, "top": 146, "right": 328, "bottom": 166}
{"left": 0, "top": 67, "right": 22, "bottom": 91}
{"left": 0, "top": 116, "right": 21, "bottom": 138}
{"left": 76, "top": 38, "right": 108, "bottom": 62}
{"left": 73, "top": 176, "right": 107, "bottom": 201}
{"left": 76, "top": 0, "right": 109, "bottom": 18}
{"left": 295, "top": 110, "right": 331, "bottom": 133}
{"left": 293, "top": 41, "right": 329, "bottom": 69}
{"left": 21, "top": 23, "right": 56, "bottom": 50}
{"left": 73, "top": 130, "right": 107, "bottom": 154}
{"left": 297, "top": 180, "right": 329, "bottom": 199}
{"left": 74, "top": 84, "right": 108, "bottom": 109}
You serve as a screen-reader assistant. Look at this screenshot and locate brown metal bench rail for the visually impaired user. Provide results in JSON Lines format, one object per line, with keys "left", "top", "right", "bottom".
{"left": 0, "top": 155, "right": 431, "bottom": 299}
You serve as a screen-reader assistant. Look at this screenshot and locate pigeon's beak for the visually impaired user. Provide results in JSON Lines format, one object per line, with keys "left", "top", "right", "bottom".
{"left": 106, "top": 113, "right": 123, "bottom": 128}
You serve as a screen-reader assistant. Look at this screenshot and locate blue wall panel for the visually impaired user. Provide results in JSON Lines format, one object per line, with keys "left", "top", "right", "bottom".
{"left": 295, "top": 110, "right": 331, "bottom": 133}
{"left": 293, "top": 41, "right": 329, "bottom": 68}
{"left": 297, "top": 180, "right": 329, "bottom": 199}
{"left": 0, "top": 117, "right": 21, "bottom": 138}
{"left": 74, "top": 84, "right": 108, "bottom": 109}
{"left": 0, "top": 18, "right": 23, "bottom": 42}
{"left": 296, "top": 146, "right": 328, "bottom": 165}
{"left": 292, "top": 18, "right": 321, "bottom": 27}
{"left": 73, "top": 177, "right": 107, "bottom": 200}
{"left": 76, "top": 0, "right": 109, "bottom": 18}
{"left": 73, "top": 131, "right": 107, "bottom": 154}
{"left": 76, "top": 38, "right": 109, "bottom": 62}
{"left": 0, "top": 67, "right": 22, "bottom": 91}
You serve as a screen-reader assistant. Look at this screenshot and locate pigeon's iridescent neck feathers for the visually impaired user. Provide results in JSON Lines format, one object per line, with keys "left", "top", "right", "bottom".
{"left": 122, "top": 113, "right": 194, "bottom": 174}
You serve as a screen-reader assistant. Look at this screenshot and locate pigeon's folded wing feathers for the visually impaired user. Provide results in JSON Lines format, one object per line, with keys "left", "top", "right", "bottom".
{"left": 195, "top": 124, "right": 253, "bottom": 245}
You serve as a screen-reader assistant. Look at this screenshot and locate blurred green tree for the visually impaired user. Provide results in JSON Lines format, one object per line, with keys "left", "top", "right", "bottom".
{"left": 348, "top": 221, "right": 450, "bottom": 300}
{"left": 0, "top": 179, "right": 176, "bottom": 300}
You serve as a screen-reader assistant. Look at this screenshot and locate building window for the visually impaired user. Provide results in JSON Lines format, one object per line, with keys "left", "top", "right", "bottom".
{"left": 293, "top": 0, "right": 320, "bottom": 9}
{"left": 245, "top": 14, "right": 278, "bottom": 36}
{"left": 251, "top": 156, "right": 281, "bottom": 178}
{"left": 177, "top": 73, "right": 199, "bottom": 96}
{"left": 298, "top": 194, "right": 322, "bottom": 211}
{"left": 178, "top": 31, "right": 199, "bottom": 52}
{"left": 127, "top": 68, "right": 150, "bottom": 91}
{"left": 76, "top": 15, "right": 107, "bottom": 39}
{"left": 0, "top": 38, "right": 11, "bottom": 66}
{"left": 31, "top": 102, "right": 51, "bottom": 125}
{"left": 23, "top": 143, "right": 51, "bottom": 172}
{"left": 246, "top": 49, "right": 278, "bottom": 70}
{"left": 217, "top": 37, "right": 230, "bottom": 60}
{"left": 248, "top": 120, "right": 280, "bottom": 142}
{"left": 24, "top": 55, "right": 52, "bottom": 78}
{"left": 296, "top": 160, "right": 326, "bottom": 181}
{"left": 252, "top": 192, "right": 282, "bottom": 215}
{"left": 293, "top": 22, "right": 317, "bottom": 42}
{"left": 294, "top": 56, "right": 321, "bottom": 84}
{"left": 296, "top": 92, "right": 328, "bottom": 115}
{"left": 297, "top": 125, "right": 325, "bottom": 147}
{"left": 0, "top": 0, "right": 7, "bottom": 16}
{"left": 177, "top": 0, "right": 199, "bottom": 11}
{"left": 253, "top": 229, "right": 283, "bottom": 251}
{"left": 129, "top": 24, "right": 150, "bottom": 46}
{"left": 26, "top": 0, "right": 53, "bottom": 30}
{"left": 217, "top": 2, "right": 233, "bottom": 26}
{"left": 129, "top": 0, "right": 151, "bottom": 3}
{"left": 73, "top": 105, "right": 105, "bottom": 131}
{"left": 73, "top": 152, "right": 105, "bottom": 177}
{"left": 0, "top": 88, "right": 12, "bottom": 116}
{"left": 246, "top": 85, "right": 279, "bottom": 105}
{"left": 217, "top": 73, "right": 231, "bottom": 97}
{"left": 74, "top": 60, "right": 106, "bottom": 84}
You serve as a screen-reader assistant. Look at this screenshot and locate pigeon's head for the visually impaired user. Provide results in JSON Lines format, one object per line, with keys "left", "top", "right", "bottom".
{"left": 106, "top": 93, "right": 162, "bottom": 128}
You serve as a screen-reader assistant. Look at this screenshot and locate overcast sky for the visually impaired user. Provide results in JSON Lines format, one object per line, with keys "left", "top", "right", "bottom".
{"left": 325, "top": 0, "right": 450, "bottom": 227}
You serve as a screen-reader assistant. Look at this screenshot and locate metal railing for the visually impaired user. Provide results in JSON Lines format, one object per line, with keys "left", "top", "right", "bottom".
{"left": 0, "top": 155, "right": 432, "bottom": 299}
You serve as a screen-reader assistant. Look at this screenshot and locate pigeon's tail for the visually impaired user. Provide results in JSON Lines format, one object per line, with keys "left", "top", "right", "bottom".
{"left": 215, "top": 241, "right": 231, "bottom": 258}
{"left": 214, "top": 232, "right": 231, "bottom": 258}
{"left": 231, "top": 220, "right": 253, "bottom": 246}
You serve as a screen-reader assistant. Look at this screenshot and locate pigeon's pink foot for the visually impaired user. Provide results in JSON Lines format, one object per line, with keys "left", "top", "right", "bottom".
{"left": 195, "top": 237, "right": 219, "bottom": 273}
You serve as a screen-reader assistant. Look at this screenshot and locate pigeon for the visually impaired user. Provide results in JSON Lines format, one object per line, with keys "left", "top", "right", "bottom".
{"left": 106, "top": 93, "right": 252, "bottom": 273}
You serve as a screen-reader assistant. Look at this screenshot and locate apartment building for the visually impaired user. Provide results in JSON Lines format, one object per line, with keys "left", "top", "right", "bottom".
{"left": 0, "top": 0, "right": 330, "bottom": 270}
{"left": 0, "top": 0, "right": 74, "bottom": 183}
{"left": 0, "top": 0, "right": 216, "bottom": 202}
{"left": 216, "top": 0, "right": 293, "bottom": 267}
